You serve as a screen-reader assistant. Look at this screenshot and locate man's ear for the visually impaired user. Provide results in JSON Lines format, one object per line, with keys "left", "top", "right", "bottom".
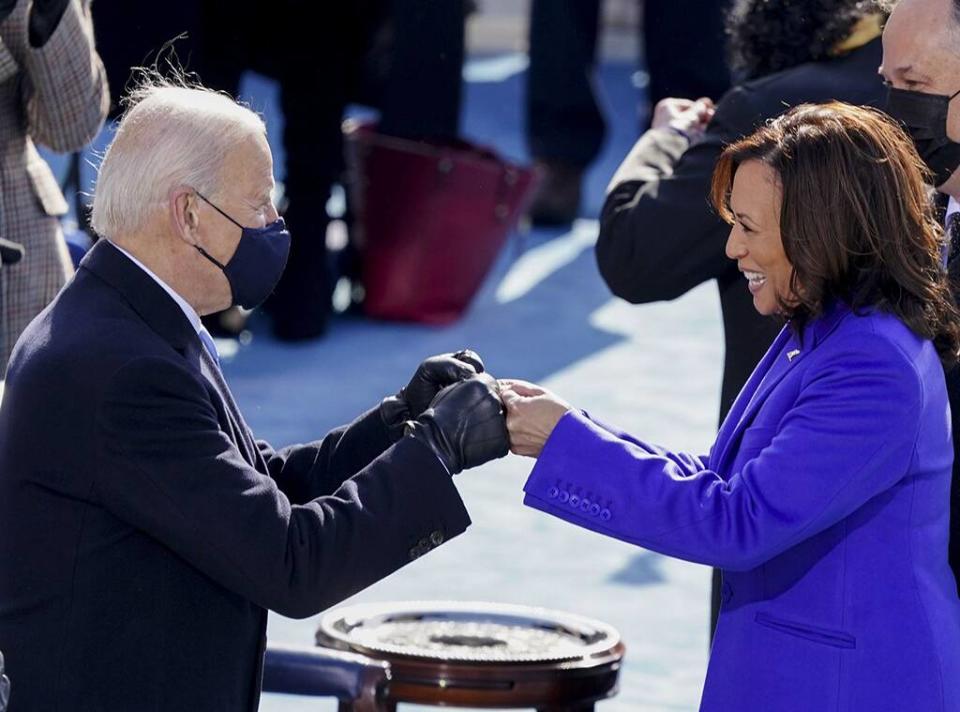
{"left": 169, "top": 187, "right": 201, "bottom": 245}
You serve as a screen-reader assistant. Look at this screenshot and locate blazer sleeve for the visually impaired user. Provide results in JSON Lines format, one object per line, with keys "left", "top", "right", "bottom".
{"left": 524, "top": 332, "right": 923, "bottom": 571}
{"left": 17, "top": 0, "right": 108, "bottom": 152}
{"left": 581, "top": 411, "right": 710, "bottom": 474}
{"left": 596, "top": 86, "right": 759, "bottom": 303}
{"left": 255, "top": 405, "right": 398, "bottom": 505}
{"left": 94, "top": 356, "right": 470, "bottom": 619}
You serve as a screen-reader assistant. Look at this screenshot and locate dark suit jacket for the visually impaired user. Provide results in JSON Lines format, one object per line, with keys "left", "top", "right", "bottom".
{"left": 596, "top": 38, "right": 885, "bottom": 421}
{"left": 0, "top": 241, "right": 470, "bottom": 711}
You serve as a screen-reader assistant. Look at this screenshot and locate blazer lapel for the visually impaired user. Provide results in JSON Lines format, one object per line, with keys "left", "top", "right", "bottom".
{"left": 82, "top": 242, "right": 261, "bottom": 466}
{"left": 711, "top": 325, "right": 791, "bottom": 468}
{"left": 712, "top": 301, "right": 853, "bottom": 472}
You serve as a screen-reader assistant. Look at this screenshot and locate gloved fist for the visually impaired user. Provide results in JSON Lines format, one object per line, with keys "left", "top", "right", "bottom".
{"left": 380, "top": 349, "right": 484, "bottom": 440}
{"left": 406, "top": 372, "right": 509, "bottom": 475}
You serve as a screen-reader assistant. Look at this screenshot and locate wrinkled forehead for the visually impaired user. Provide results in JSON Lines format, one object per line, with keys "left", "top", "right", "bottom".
{"left": 220, "top": 131, "right": 275, "bottom": 190}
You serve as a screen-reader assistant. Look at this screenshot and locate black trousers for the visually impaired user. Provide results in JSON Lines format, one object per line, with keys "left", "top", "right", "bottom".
{"left": 200, "top": 0, "right": 464, "bottom": 339}
{"left": 526, "top": 0, "right": 731, "bottom": 168}
{"left": 528, "top": 0, "right": 731, "bottom": 638}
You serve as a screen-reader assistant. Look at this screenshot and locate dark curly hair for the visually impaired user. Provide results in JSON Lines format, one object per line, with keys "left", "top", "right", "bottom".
{"left": 711, "top": 102, "right": 960, "bottom": 366}
{"left": 727, "top": 0, "right": 883, "bottom": 79}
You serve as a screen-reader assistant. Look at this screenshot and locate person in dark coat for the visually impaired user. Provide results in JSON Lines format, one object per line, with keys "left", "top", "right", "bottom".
{"left": 594, "top": 0, "right": 888, "bottom": 632}
{"left": 0, "top": 0, "right": 108, "bottom": 373}
{"left": 882, "top": 0, "right": 960, "bottom": 598}
{"left": 0, "top": 80, "right": 508, "bottom": 712}
{"left": 525, "top": 0, "right": 732, "bottom": 226}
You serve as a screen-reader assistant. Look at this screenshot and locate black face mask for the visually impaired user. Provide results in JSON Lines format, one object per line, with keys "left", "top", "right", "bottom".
{"left": 886, "top": 85, "right": 960, "bottom": 187}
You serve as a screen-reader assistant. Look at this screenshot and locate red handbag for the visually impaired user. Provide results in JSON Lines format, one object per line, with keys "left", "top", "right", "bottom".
{"left": 344, "top": 119, "right": 540, "bottom": 324}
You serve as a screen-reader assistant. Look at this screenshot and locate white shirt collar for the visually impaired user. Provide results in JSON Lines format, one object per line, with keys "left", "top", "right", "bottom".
{"left": 108, "top": 241, "right": 203, "bottom": 336}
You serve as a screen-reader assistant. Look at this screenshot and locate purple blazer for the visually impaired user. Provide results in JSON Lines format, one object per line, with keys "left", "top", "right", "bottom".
{"left": 524, "top": 302, "right": 960, "bottom": 711}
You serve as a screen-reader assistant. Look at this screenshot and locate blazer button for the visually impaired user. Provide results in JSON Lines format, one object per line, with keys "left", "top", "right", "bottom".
{"left": 547, "top": 486, "right": 559, "bottom": 499}
{"left": 579, "top": 499, "right": 591, "bottom": 512}
{"left": 600, "top": 509, "right": 611, "bottom": 521}
{"left": 558, "top": 491, "right": 570, "bottom": 503}
{"left": 589, "top": 503, "right": 601, "bottom": 516}
{"left": 409, "top": 546, "right": 423, "bottom": 560}
{"left": 430, "top": 530, "right": 445, "bottom": 546}
{"left": 569, "top": 494, "right": 580, "bottom": 507}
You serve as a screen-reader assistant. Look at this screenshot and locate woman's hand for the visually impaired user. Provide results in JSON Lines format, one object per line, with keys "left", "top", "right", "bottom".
{"left": 499, "top": 379, "right": 573, "bottom": 458}
{"left": 651, "top": 97, "right": 715, "bottom": 142}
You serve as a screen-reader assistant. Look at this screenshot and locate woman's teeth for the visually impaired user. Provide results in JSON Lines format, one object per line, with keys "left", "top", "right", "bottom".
{"left": 744, "top": 270, "right": 766, "bottom": 294}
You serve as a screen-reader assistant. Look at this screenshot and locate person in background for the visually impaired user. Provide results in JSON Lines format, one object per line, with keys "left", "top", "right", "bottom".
{"left": 505, "top": 102, "right": 960, "bottom": 711}
{"left": 525, "top": 0, "right": 731, "bottom": 225}
{"left": 0, "top": 0, "right": 108, "bottom": 373}
{"left": 882, "top": 0, "right": 960, "bottom": 596}
{"left": 199, "top": 0, "right": 467, "bottom": 340}
{"left": 595, "top": 0, "right": 887, "bottom": 630}
{"left": 0, "top": 79, "right": 508, "bottom": 711}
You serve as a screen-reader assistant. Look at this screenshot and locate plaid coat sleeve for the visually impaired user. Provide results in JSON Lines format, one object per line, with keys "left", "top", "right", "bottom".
{"left": 18, "top": 0, "right": 109, "bottom": 152}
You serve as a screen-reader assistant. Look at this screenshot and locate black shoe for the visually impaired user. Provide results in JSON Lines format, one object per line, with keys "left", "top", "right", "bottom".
{"left": 528, "top": 160, "right": 583, "bottom": 227}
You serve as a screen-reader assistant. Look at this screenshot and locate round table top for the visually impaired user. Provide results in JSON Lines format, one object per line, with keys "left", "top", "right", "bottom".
{"left": 315, "top": 600, "right": 621, "bottom": 665}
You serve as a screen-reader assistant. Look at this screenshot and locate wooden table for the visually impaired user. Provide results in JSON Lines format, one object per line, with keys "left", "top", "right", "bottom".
{"left": 314, "top": 601, "right": 625, "bottom": 712}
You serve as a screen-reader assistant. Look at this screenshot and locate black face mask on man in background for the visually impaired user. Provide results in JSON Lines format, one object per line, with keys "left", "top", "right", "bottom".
{"left": 887, "top": 85, "right": 960, "bottom": 187}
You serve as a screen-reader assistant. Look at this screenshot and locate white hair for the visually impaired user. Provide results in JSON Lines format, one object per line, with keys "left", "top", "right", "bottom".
{"left": 91, "top": 77, "right": 266, "bottom": 238}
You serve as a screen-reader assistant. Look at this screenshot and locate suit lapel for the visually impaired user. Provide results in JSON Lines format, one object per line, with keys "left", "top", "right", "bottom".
{"left": 198, "top": 349, "right": 261, "bottom": 467}
{"left": 711, "top": 325, "right": 791, "bottom": 467}
{"left": 712, "top": 301, "right": 853, "bottom": 472}
{"left": 82, "top": 242, "right": 261, "bottom": 467}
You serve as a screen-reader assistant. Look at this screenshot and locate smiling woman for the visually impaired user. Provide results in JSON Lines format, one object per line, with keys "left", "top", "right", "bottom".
{"left": 712, "top": 101, "right": 960, "bottom": 359}
{"left": 718, "top": 160, "right": 792, "bottom": 316}
{"left": 502, "top": 101, "right": 960, "bottom": 711}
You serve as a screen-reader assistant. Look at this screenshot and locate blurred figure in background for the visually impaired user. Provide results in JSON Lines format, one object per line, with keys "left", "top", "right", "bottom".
{"left": 0, "top": 0, "right": 108, "bottom": 373}
{"left": 199, "top": 0, "right": 467, "bottom": 341}
{"left": 594, "top": 0, "right": 887, "bottom": 631}
{"left": 525, "top": 0, "right": 731, "bottom": 225}
{"left": 93, "top": 3, "right": 201, "bottom": 120}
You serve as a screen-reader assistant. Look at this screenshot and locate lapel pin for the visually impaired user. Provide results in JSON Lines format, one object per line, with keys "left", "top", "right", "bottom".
{"left": 787, "top": 349, "right": 801, "bottom": 362}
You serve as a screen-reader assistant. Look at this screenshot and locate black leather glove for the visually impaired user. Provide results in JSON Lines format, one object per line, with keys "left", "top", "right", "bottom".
{"left": 0, "top": 238, "right": 24, "bottom": 266}
{"left": 380, "top": 349, "right": 484, "bottom": 441}
{"left": 28, "top": 0, "right": 69, "bottom": 48}
{"left": 406, "top": 372, "right": 509, "bottom": 475}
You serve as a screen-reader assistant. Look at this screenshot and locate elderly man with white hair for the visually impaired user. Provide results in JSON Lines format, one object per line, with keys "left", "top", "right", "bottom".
{"left": 883, "top": 0, "right": 960, "bottom": 593}
{"left": 0, "top": 80, "right": 509, "bottom": 711}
